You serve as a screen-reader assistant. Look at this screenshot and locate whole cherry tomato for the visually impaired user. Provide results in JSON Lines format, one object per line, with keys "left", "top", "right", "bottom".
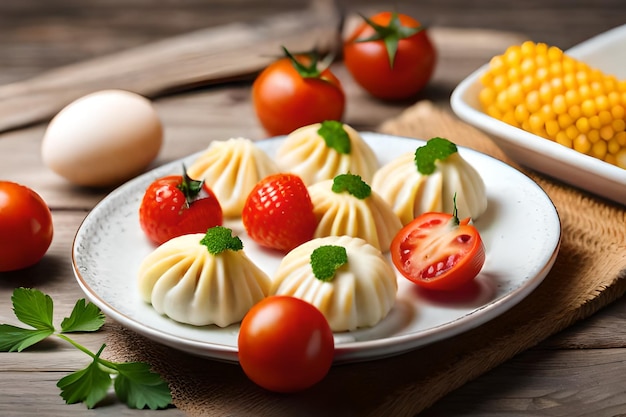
{"left": 0, "top": 181, "right": 54, "bottom": 272}
{"left": 252, "top": 47, "right": 345, "bottom": 136}
{"left": 390, "top": 211, "right": 485, "bottom": 291}
{"left": 238, "top": 296, "right": 335, "bottom": 393}
{"left": 343, "top": 11, "right": 437, "bottom": 100}
{"left": 139, "top": 170, "right": 223, "bottom": 245}
{"left": 242, "top": 173, "right": 317, "bottom": 252}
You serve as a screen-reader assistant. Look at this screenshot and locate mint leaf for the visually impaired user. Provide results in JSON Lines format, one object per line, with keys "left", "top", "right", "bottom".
{"left": 12, "top": 287, "right": 54, "bottom": 331}
{"left": 114, "top": 362, "right": 172, "bottom": 410}
{"left": 318, "top": 121, "right": 351, "bottom": 154}
{"left": 331, "top": 173, "right": 371, "bottom": 199}
{"left": 310, "top": 245, "right": 348, "bottom": 281}
{"left": 57, "top": 345, "right": 112, "bottom": 409}
{"left": 414, "top": 137, "right": 458, "bottom": 175}
{"left": 0, "top": 324, "right": 54, "bottom": 352}
{"left": 200, "top": 226, "right": 243, "bottom": 255}
{"left": 61, "top": 299, "right": 106, "bottom": 333}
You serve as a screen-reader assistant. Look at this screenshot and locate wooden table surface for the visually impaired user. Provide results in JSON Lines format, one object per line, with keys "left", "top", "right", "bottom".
{"left": 1, "top": 1, "right": 625, "bottom": 416}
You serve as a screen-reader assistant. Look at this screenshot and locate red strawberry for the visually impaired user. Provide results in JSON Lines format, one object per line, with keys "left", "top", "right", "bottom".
{"left": 242, "top": 173, "right": 317, "bottom": 252}
{"left": 139, "top": 170, "right": 223, "bottom": 245}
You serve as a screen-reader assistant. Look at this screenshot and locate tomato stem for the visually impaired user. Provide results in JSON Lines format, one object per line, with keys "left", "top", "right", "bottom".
{"left": 282, "top": 46, "right": 333, "bottom": 79}
{"left": 355, "top": 12, "right": 424, "bottom": 68}
{"left": 451, "top": 193, "right": 460, "bottom": 226}
{"left": 178, "top": 164, "right": 204, "bottom": 208}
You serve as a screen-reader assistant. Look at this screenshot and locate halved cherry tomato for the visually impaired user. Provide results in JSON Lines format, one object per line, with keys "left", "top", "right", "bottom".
{"left": 390, "top": 212, "right": 485, "bottom": 291}
{"left": 0, "top": 181, "right": 54, "bottom": 272}
{"left": 252, "top": 47, "right": 345, "bottom": 136}
{"left": 343, "top": 11, "right": 436, "bottom": 100}
{"left": 238, "top": 296, "right": 334, "bottom": 393}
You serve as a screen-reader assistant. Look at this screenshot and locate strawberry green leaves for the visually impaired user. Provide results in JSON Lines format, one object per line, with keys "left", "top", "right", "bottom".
{"left": 0, "top": 288, "right": 172, "bottom": 410}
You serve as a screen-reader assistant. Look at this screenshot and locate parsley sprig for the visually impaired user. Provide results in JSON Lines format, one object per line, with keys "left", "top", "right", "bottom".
{"left": 0, "top": 288, "right": 172, "bottom": 410}
{"left": 318, "top": 120, "right": 351, "bottom": 154}
{"left": 310, "top": 245, "right": 348, "bottom": 282}
{"left": 414, "top": 137, "right": 459, "bottom": 175}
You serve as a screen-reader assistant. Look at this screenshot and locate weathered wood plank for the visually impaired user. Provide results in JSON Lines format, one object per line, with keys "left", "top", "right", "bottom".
{"left": 0, "top": 371, "right": 185, "bottom": 416}
{"left": 421, "top": 347, "right": 626, "bottom": 416}
{"left": 0, "top": 0, "right": 341, "bottom": 133}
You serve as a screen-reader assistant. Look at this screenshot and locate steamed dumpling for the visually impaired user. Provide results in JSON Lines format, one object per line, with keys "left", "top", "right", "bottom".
{"left": 271, "top": 235, "right": 397, "bottom": 332}
{"left": 138, "top": 228, "right": 271, "bottom": 327}
{"left": 275, "top": 121, "right": 379, "bottom": 185}
{"left": 308, "top": 173, "right": 402, "bottom": 252}
{"left": 372, "top": 138, "right": 487, "bottom": 225}
{"left": 187, "top": 138, "right": 278, "bottom": 217}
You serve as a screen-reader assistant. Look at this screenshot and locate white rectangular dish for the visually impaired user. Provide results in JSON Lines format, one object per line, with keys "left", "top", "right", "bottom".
{"left": 451, "top": 24, "right": 626, "bottom": 206}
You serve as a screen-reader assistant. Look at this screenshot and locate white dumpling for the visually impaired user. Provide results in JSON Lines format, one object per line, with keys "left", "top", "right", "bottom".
{"left": 308, "top": 176, "right": 402, "bottom": 252}
{"left": 372, "top": 148, "right": 487, "bottom": 225}
{"left": 187, "top": 138, "right": 278, "bottom": 217}
{"left": 271, "top": 235, "right": 397, "bottom": 332}
{"left": 138, "top": 232, "right": 270, "bottom": 327}
{"left": 275, "top": 121, "right": 379, "bottom": 185}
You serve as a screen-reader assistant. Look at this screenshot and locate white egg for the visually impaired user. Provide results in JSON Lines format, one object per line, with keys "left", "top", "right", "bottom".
{"left": 41, "top": 89, "right": 163, "bottom": 187}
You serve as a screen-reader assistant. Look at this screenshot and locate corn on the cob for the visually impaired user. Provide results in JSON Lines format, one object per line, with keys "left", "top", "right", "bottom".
{"left": 478, "top": 40, "right": 626, "bottom": 169}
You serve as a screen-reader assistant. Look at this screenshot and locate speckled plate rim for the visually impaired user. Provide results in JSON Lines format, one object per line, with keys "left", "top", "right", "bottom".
{"left": 450, "top": 24, "right": 626, "bottom": 206}
{"left": 72, "top": 133, "right": 561, "bottom": 364}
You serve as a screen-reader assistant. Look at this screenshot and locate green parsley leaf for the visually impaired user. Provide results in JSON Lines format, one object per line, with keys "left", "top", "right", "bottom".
{"left": 200, "top": 226, "right": 243, "bottom": 255}
{"left": 114, "top": 362, "right": 172, "bottom": 410}
{"left": 414, "top": 137, "right": 458, "bottom": 175}
{"left": 61, "top": 299, "right": 106, "bottom": 333}
{"left": 310, "top": 245, "right": 348, "bottom": 281}
{"left": 331, "top": 173, "right": 371, "bottom": 199}
{"left": 12, "top": 287, "right": 54, "bottom": 331}
{"left": 0, "top": 324, "right": 53, "bottom": 352}
{"left": 57, "top": 345, "right": 112, "bottom": 409}
{"left": 1, "top": 288, "right": 173, "bottom": 409}
{"left": 318, "top": 120, "right": 351, "bottom": 154}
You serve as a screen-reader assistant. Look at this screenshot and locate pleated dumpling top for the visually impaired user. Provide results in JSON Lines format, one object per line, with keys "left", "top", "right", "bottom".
{"left": 137, "top": 227, "right": 271, "bottom": 328}
{"left": 275, "top": 121, "right": 379, "bottom": 186}
{"left": 187, "top": 138, "right": 278, "bottom": 217}
{"left": 372, "top": 137, "right": 487, "bottom": 225}
{"left": 307, "top": 173, "right": 402, "bottom": 252}
{"left": 271, "top": 235, "right": 397, "bottom": 332}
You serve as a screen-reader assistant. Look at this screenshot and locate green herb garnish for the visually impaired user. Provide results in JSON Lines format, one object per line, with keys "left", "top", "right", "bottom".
{"left": 414, "top": 137, "right": 458, "bottom": 175}
{"left": 200, "top": 226, "right": 243, "bottom": 255}
{"left": 310, "top": 245, "right": 348, "bottom": 281}
{"left": 317, "top": 120, "right": 351, "bottom": 154}
{"left": 331, "top": 173, "right": 371, "bottom": 199}
{"left": 0, "top": 288, "right": 172, "bottom": 410}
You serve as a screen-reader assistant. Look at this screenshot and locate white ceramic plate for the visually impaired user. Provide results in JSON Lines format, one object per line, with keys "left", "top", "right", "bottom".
{"left": 72, "top": 133, "right": 561, "bottom": 364}
{"left": 451, "top": 24, "right": 626, "bottom": 206}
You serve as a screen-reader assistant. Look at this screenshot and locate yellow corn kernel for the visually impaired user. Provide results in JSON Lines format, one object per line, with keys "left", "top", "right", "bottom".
{"left": 478, "top": 40, "right": 626, "bottom": 169}
{"left": 591, "top": 140, "right": 607, "bottom": 159}
{"left": 573, "top": 134, "right": 592, "bottom": 154}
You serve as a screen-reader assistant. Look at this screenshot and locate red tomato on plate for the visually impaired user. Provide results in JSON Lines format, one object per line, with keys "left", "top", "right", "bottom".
{"left": 0, "top": 181, "right": 54, "bottom": 272}
{"left": 390, "top": 211, "right": 485, "bottom": 291}
{"left": 238, "top": 296, "right": 334, "bottom": 393}
{"left": 343, "top": 11, "right": 437, "bottom": 100}
{"left": 242, "top": 173, "right": 317, "bottom": 252}
{"left": 139, "top": 171, "right": 223, "bottom": 245}
{"left": 252, "top": 47, "right": 345, "bottom": 136}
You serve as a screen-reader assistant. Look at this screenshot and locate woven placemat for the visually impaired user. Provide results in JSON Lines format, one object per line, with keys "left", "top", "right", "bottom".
{"left": 106, "top": 101, "right": 626, "bottom": 417}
